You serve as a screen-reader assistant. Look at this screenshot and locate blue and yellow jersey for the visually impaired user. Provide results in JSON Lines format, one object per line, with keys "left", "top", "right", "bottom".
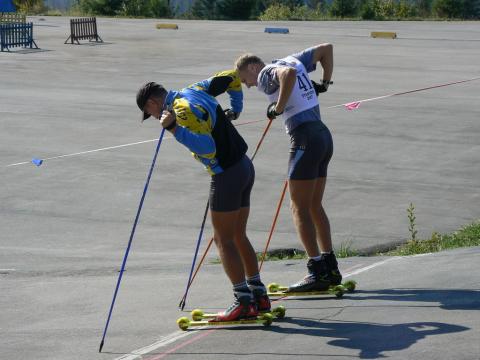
{"left": 189, "top": 69, "right": 243, "bottom": 114}
{"left": 165, "top": 88, "right": 223, "bottom": 175}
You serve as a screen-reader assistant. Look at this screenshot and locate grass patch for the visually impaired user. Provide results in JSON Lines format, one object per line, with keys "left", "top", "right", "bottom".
{"left": 335, "top": 242, "right": 359, "bottom": 258}
{"left": 211, "top": 242, "right": 359, "bottom": 264}
{"left": 382, "top": 221, "right": 480, "bottom": 256}
{"left": 257, "top": 248, "right": 306, "bottom": 262}
{"left": 209, "top": 220, "right": 480, "bottom": 264}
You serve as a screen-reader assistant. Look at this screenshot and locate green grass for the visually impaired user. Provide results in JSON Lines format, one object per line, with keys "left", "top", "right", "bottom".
{"left": 211, "top": 242, "right": 358, "bottom": 264}
{"left": 383, "top": 221, "right": 480, "bottom": 256}
{"left": 335, "top": 242, "right": 359, "bottom": 258}
{"left": 210, "top": 220, "right": 480, "bottom": 264}
{"left": 256, "top": 248, "right": 306, "bottom": 262}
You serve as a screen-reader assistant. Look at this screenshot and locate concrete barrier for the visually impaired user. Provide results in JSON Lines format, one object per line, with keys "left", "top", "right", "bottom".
{"left": 156, "top": 23, "right": 178, "bottom": 30}
{"left": 265, "top": 27, "right": 289, "bottom": 34}
{"left": 371, "top": 31, "right": 397, "bottom": 39}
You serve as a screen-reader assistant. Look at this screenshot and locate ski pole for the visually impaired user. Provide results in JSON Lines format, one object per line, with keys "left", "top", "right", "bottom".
{"left": 251, "top": 118, "right": 273, "bottom": 161}
{"left": 178, "top": 118, "right": 274, "bottom": 309}
{"left": 178, "top": 235, "right": 214, "bottom": 310}
{"left": 178, "top": 200, "right": 209, "bottom": 310}
{"left": 99, "top": 128, "right": 166, "bottom": 353}
{"left": 259, "top": 180, "right": 288, "bottom": 271}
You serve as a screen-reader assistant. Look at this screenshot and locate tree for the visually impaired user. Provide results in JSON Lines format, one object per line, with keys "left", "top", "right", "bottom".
{"left": 463, "top": 0, "right": 480, "bottom": 18}
{"left": 13, "top": 0, "right": 46, "bottom": 13}
{"left": 251, "top": 0, "right": 274, "bottom": 18}
{"left": 279, "top": 0, "right": 304, "bottom": 7}
{"left": 121, "top": 0, "right": 150, "bottom": 16}
{"left": 415, "top": 0, "right": 434, "bottom": 17}
{"left": 121, "top": 0, "right": 171, "bottom": 17}
{"left": 79, "top": 0, "right": 123, "bottom": 15}
{"left": 432, "top": 0, "right": 464, "bottom": 18}
{"left": 396, "top": 0, "right": 418, "bottom": 18}
{"left": 217, "top": 0, "right": 256, "bottom": 19}
{"left": 192, "top": 0, "right": 219, "bottom": 19}
{"left": 330, "top": 0, "right": 360, "bottom": 17}
{"left": 360, "top": 0, "right": 380, "bottom": 19}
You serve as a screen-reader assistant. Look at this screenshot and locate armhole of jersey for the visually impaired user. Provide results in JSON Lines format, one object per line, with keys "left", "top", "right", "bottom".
{"left": 208, "top": 76, "right": 234, "bottom": 97}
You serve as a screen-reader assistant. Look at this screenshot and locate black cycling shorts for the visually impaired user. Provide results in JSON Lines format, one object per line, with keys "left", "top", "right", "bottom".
{"left": 288, "top": 121, "right": 333, "bottom": 180}
{"left": 209, "top": 155, "right": 255, "bottom": 212}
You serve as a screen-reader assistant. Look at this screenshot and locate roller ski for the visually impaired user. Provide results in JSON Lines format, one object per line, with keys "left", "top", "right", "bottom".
{"left": 190, "top": 305, "right": 286, "bottom": 321}
{"left": 177, "top": 293, "right": 274, "bottom": 331}
{"left": 267, "top": 254, "right": 356, "bottom": 298}
{"left": 267, "top": 281, "right": 356, "bottom": 298}
{"left": 177, "top": 312, "right": 273, "bottom": 331}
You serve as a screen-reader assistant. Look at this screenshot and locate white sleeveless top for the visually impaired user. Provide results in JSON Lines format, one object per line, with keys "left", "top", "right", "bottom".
{"left": 258, "top": 55, "right": 319, "bottom": 123}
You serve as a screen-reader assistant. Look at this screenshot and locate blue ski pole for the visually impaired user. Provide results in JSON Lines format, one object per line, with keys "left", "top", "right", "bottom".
{"left": 99, "top": 128, "right": 166, "bottom": 353}
{"left": 178, "top": 200, "right": 209, "bottom": 310}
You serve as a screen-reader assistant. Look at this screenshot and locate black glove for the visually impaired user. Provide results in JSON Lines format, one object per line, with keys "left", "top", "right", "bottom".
{"left": 224, "top": 108, "right": 239, "bottom": 121}
{"left": 312, "top": 80, "right": 333, "bottom": 95}
{"left": 267, "top": 102, "right": 283, "bottom": 120}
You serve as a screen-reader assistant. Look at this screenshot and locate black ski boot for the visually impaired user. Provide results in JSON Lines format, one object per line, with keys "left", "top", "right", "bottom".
{"left": 320, "top": 252, "right": 342, "bottom": 285}
{"left": 287, "top": 259, "right": 330, "bottom": 292}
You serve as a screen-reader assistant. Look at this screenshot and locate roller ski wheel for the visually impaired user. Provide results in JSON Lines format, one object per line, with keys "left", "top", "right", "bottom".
{"left": 177, "top": 313, "right": 273, "bottom": 331}
{"left": 191, "top": 309, "right": 205, "bottom": 321}
{"left": 190, "top": 306, "right": 285, "bottom": 321}
{"left": 267, "top": 283, "right": 283, "bottom": 293}
{"left": 341, "top": 280, "right": 357, "bottom": 293}
{"left": 271, "top": 305, "right": 286, "bottom": 319}
{"left": 261, "top": 312, "right": 273, "bottom": 326}
{"left": 331, "top": 285, "right": 345, "bottom": 298}
{"left": 177, "top": 316, "right": 190, "bottom": 331}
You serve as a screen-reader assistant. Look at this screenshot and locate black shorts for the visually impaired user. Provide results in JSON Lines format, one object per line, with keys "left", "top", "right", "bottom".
{"left": 288, "top": 121, "right": 333, "bottom": 180}
{"left": 209, "top": 155, "right": 255, "bottom": 212}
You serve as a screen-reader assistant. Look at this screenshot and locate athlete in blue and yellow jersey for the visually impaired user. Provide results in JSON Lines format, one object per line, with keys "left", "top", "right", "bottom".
{"left": 136, "top": 76, "right": 270, "bottom": 321}
{"left": 235, "top": 44, "right": 342, "bottom": 293}
{"left": 189, "top": 69, "right": 243, "bottom": 121}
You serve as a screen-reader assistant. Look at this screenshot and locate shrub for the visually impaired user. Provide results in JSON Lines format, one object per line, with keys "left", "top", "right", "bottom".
{"left": 330, "top": 0, "right": 360, "bottom": 17}
{"left": 259, "top": 3, "right": 293, "bottom": 20}
{"left": 78, "top": 0, "right": 123, "bottom": 16}
{"left": 432, "top": 0, "right": 464, "bottom": 18}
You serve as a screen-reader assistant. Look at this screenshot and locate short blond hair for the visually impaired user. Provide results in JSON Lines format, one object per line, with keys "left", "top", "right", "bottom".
{"left": 234, "top": 53, "right": 264, "bottom": 71}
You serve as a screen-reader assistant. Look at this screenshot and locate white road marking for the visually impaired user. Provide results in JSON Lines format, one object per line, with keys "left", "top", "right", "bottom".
{"left": 343, "top": 257, "right": 401, "bottom": 278}
{"left": 113, "top": 330, "right": 197, "bottom": 360}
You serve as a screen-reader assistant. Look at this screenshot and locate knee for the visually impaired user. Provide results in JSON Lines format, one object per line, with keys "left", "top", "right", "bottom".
{"left": 310, "top": 202, "right": 325, "bottom": 215}
{"left": 213, "top": 235, "right": 235, "bottom": 250}
{"left": 290, "top": 201, "right": 310, "bottom": 219}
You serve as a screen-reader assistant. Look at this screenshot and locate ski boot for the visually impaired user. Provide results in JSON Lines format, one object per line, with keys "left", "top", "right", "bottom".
{"left": 287, "top": 258, "right": 331, "bottom": 292}
{"left": 210, "top": 294, "right": 258, "bottom": 322}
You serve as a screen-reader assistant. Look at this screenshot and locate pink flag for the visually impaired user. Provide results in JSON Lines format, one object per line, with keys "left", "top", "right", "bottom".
{"left": 345, "top": 101, "right": 361, "bottom": 111}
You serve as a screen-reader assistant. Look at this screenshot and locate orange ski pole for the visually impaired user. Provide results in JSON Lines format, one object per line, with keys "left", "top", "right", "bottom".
{"left": 259, "top": 180, "right": 288, "bottom": 271}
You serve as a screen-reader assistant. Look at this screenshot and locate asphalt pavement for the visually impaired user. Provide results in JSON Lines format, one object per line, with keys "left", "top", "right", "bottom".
{"left": 1, "top": 17, "right": 479, "bottom": 360}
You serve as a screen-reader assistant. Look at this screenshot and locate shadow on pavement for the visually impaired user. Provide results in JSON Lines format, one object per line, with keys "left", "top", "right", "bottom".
{"left": 347, "top": 288, "right": 480, "bottom": 310}
{"left": 279, "top": 288, "right": 480, "bottom": 311}
{"left": 271, "top": 318, "right": 468, "bottom": 359}
{"left": 105, "top": 320, "right": 468, "bottom": 359}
